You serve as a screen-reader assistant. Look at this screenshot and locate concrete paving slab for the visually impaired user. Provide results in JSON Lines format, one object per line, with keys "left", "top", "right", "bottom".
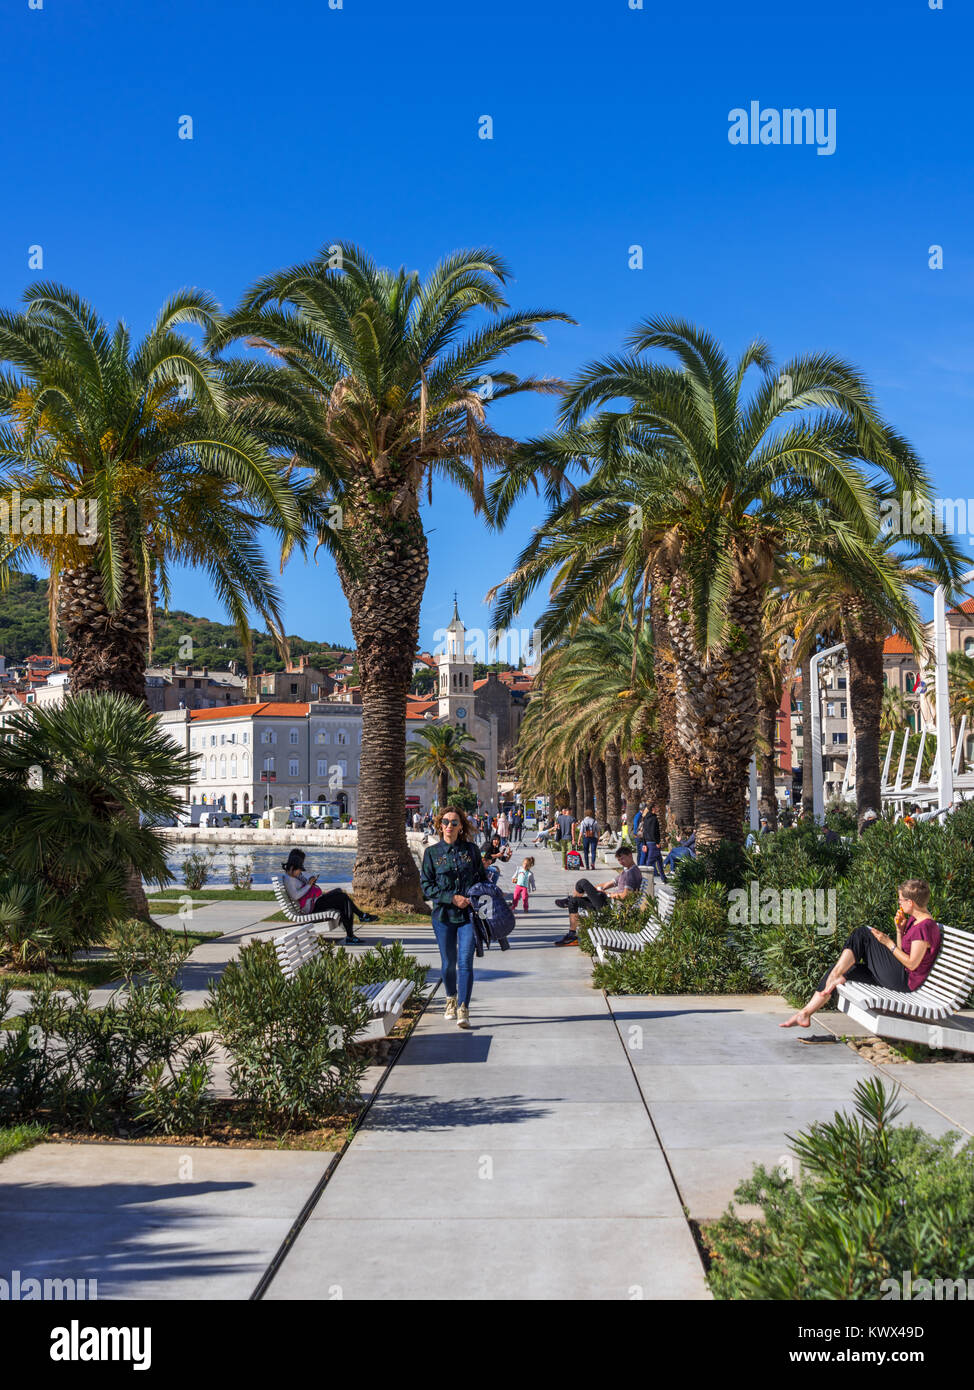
{"left": 397, "top": 1032, "right": 625, "bottom": 1067}
{"left": 632, "top": 1062, "right": 874, "bottom": 1102}
{"left": 266, "top": 1215, "right": 710, "bottom": 1301}
{"left": 0, "top": 1143, "right": 336, "bottom": 1301}
{"left": 352, "top": 1099, "right": 665, "bottom": 1151}
{"left": 378, "top": 1062, "right": 640, "bottom": 1104}
{"left": 307, "top": 1148, "right": 678, "bottom": 1220}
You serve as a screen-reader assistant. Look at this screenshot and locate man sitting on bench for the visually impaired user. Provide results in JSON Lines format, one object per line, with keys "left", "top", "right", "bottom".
{"left": 553, "top": 847, "right": 643, "bottom": 946}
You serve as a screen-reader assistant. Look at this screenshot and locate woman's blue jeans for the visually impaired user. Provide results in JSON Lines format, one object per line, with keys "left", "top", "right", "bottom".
{"left": 432, "top": 909, "right": 476, "bottom": 1006}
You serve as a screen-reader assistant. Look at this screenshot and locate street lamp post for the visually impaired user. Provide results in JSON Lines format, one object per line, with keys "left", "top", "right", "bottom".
{"left": 810, "top": 643, "right": 846, "bottom": 825}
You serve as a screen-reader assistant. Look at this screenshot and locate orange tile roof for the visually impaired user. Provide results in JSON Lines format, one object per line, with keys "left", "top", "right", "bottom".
{"left": 883, "top": 635, "right": 917, "bottom": 656}
{"left": 190, "top": 702, "right": 311, "bottom": 720}
{"left": 948, "top": 598, "right": 974, "bottom": 616}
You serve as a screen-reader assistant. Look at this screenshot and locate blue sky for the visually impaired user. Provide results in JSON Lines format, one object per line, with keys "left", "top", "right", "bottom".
{"left": 2, "top": 0, "right": 971, "bottom": 650}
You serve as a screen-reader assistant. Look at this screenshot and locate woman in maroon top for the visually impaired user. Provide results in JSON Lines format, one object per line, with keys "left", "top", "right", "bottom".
{"left": 781, "top": 879, "right": 941, "bottom": 1029}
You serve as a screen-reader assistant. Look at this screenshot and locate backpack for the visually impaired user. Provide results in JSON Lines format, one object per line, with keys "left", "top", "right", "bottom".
{"left": 566, "top": 849, "right": 583, "bottom": 871}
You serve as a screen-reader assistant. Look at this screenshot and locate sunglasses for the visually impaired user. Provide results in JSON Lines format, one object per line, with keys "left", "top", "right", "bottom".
{"left": 442, "top": 818, "right": 461, "bottom": 826}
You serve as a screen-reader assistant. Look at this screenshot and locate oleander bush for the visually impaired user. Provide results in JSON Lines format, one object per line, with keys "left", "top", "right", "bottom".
{"left": 0, "top": 925, "right": 214, "bottom": 1133}
{"left": 209, "top": 939, "right": 373, "bottom": 1126}
{"left": 592, "top": 883, "right": 760, "bottom": 995}
{"left": 706, "top": 1079, "right": 974, "bottom": 1299}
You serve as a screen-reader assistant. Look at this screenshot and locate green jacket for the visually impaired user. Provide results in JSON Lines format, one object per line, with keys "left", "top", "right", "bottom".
{"left": 420, "top": 838, "right": 486, "bottom": 924}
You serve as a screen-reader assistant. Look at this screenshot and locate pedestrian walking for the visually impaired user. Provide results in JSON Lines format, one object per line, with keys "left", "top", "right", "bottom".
{"left": 420, "top": 805, "right": 487, "bottom": 1030}
{"left": 578, "top": 808, "right": 599, "bottom": 870}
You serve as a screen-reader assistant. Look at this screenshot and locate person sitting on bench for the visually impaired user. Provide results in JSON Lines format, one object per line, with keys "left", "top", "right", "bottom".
{"left": 780, "top": 878, "right": 940, "bottom": 1028}
{"left": 553, "top": 847, "right": 643, "bottom": 946}
{"left": 281, "top": 849, "right": 377, "bottom": 943}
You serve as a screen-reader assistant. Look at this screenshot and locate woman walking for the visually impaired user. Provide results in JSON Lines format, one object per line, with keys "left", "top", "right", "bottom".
{"left": 420, "top": 805, "right": 486, "bottom": 1029}
{"left": 281, "top": 849, "right": 377, "bottom": 944}
{"left": 781, "top": 879, "right": 941, "bottom": 1028}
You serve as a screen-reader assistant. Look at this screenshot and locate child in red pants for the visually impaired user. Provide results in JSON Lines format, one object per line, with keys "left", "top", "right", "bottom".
{"left": 512, "top": 857, "right": 537, "bottom": 912}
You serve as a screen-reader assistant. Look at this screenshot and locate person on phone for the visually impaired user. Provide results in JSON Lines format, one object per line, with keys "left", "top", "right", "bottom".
{"left": 281, "top": 849, "right": 377, "bottom": 943}
{"left": 420, "top": 805, "right": 487, "bottom": 1029}
{"left": 781, "top": 878, "right": 941, "bottom": 1028}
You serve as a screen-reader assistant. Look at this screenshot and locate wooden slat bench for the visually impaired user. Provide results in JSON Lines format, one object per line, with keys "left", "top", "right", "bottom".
{"left": 588, "top": 878, "right": 670, "bottom": 963}
{"left": 273, "top": 922, "right": 414, "bottom": 1040}
{"left": 836, "top": 924, "right": 974, "bottom": 1053}
{"left": 272, "top": 874, "right": 342, "bottom": 930}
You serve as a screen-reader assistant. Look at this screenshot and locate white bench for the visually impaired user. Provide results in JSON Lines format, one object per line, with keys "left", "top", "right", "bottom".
{"left": 836, "top": 924, "right": 974, "bottom": 1052}
{"left": 588, "top": 878, "right": 669, "bottom": 963}
{"left": 273, "top": 921, "right": 414, "bottom": 1039}
{"left": 272, "top": 874, "right": 342, "bottom": 930}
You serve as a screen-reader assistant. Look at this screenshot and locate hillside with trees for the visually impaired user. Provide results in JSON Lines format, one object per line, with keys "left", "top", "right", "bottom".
{"left": 0, "top": 572, "right": 346, "bottom": 672}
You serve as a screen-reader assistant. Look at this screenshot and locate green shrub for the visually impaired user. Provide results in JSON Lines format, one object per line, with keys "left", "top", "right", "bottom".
{"left": 227, "top": 850, "right": 254, "bottom": 891}
{"left": 337, "top": 939, "right": 432, "bottom": 998}
{"left": 824, "top": 801, "right": 858, "bottom": 834}
{"left": 673, "top": 841, "right": 748, "bottom": 894}
{"left": 593, "top": 883, "right": 760, "bottom": 994}
{"left": 182, "top": 849, "right": 215, "bottom": 891}
{"left": 0, "top": 926, "right": 214, "bottom": 1132}
{"left": 209, "top": 939, "right": 372, "bottom": 1126}
{"left": 707, "top": 1079, "right": 974, "bottom": 1299}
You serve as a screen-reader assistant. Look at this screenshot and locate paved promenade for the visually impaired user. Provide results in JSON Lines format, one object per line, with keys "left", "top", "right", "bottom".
{"left": 1, "top": 846, "right": 970, "bottom": 1299}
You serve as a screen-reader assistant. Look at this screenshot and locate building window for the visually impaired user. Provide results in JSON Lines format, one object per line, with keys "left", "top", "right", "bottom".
{"left": 840, "top": 703, "right": 847, "bottom": 718}
{"left": 209, "top": 756, "right": 217, "bottom": 778}
{"left": 826, "top": 703, "right": 835, "bottom": 717}
{"left": 965, "top": 638, "right": 974, "bottom": 658}
{"left": 289, "top": 728, "right": 299, "bottom": 745}
{"left": 219, "top": 756, "right": 227, "bottom": 779}
{"left": 311, "top": 684, "right": 319, "bottom": 697}
{"left": 242, "top": 753, "right": 250, "bottom": 777}
{"left": 230, "top": 756, "right": 237, "bottom": 779}
{"left": 290, "top": 683, "right": 298, "bottom": 695}
{"left": 316, "top": 730, "right": 329, "bottom": 744}
{"left": 336, "top": 729, "right": 348, "bottom": 745}
{"left": 289, "top": 758, "right": 299, "bottom": 777}
{"left": 263, "top": 756, "right": 275, "bottom": 773}
{"left": 242, "top": 732, "right": 249, "bottom": 744}
{"left": 336, "top": 759, "right": 347, "bottom": 778}
{"left": 210, "top": 735, "right": 217, "bottom": 747}
{"left": 261, "top": 729, "right": 276, "bottom": 745}
{"left": 832, "top": 732, "right": 848, "bottom": 746}
{"left": 317, "top": 758, "right": 328, "bottom": 777}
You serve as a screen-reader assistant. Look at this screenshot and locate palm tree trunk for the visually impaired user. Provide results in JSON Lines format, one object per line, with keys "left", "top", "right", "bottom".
{"left": 666, "top": 551, "right": 767, "bottom": 851}
{"left": 605, "top": 743, "right": 622, "bottom": 830}
{"left": 437, "top": 770, "right": 449, "bottom": 809}
{"left": 650, "top": 560, "right": 694, "bottom": 835}
{"left": 59, "top": 558, "right": 155, "bottom": 921}
{"left": 593, "top": 755, "right": 607, "bottom": 826}
{"left": 337, "top": 491, "right": 428, "bottom": 911}
{"left": 757, "top": 672, "right": 779, "bottom": 830}
{"left": 581, "top": 758, "right": 594, "bottom": 817}
{"left": 842, "top": 601, "right": 887, "bottom": 830}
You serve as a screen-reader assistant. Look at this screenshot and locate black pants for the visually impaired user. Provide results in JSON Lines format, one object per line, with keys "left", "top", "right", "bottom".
{"left": 817, "top": 925, "right": 909, "bottom": 993}
{"left": 569, "top": 879, "right": 609, "bottom": 919}
{"left": 314, "top": 888, "right": 357, "bottom": 938}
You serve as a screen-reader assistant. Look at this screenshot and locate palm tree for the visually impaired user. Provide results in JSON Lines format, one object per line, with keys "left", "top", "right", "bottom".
{"left": 513, "top": 596, "right": 667, "bottom": 831}
{"left": 0, "top": 692, "right": 194, "bottom": 961}
{"left": 947, "top": 650, "right": 974, "bottom": 726}
{"left": 492, "top": 318, "right": 904, "bottom": 848}
{"left": 404, "top": 723, "right": 485, "bottom": 810}
{"left": 0, "top": 284, "right": 303, "bottom": 693}
{"left": 210, "top": 244, "right": 570, "bottom": 908}
{"left": 788, "top": 523, "right": 964, "bottom": 826}
{"left": 0, "top": 284, "right": 305, "bottom": 916}
{"left": 880, "top": 684, "right": 911, "bottom": 733}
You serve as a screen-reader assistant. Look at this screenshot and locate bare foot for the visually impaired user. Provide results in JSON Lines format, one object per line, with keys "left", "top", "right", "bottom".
{"left": 780, "top": 1012, "right": 811, "bottom": 1029}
